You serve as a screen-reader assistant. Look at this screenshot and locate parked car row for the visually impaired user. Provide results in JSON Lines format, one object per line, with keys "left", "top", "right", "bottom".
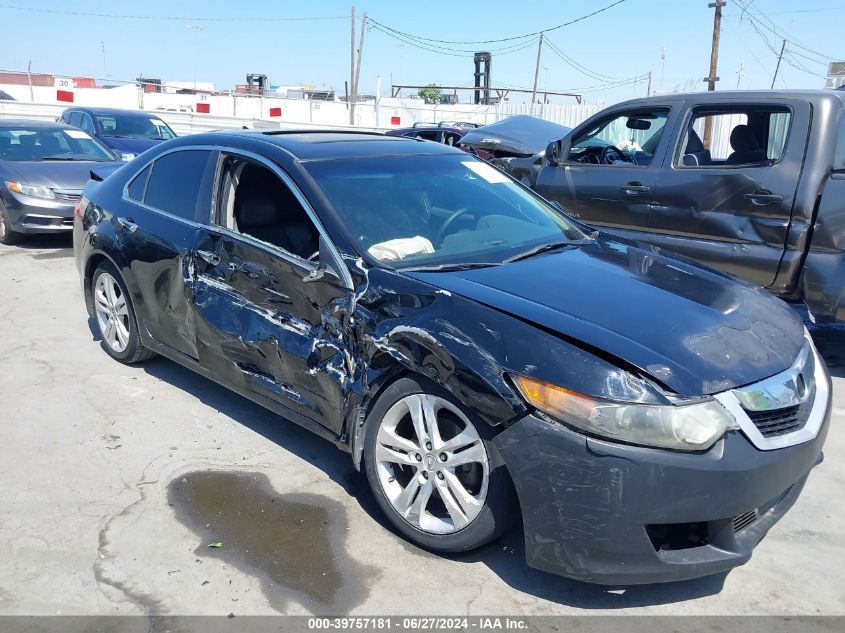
{"left": 0, "top": 108, "right": 175, "bottom": 244}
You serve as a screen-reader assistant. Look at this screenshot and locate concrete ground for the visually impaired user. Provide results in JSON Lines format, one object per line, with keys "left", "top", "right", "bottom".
{"left": 0, "top": 234, "right": 843, "bottom": 617}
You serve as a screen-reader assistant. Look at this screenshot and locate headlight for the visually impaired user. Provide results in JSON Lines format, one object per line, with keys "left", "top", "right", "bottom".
{"left": 5, "top": 181, "right": 55, "bottom": 200}
{"left": 513, "top": 375, "right": 737, "bottom": 451}
{"left": 120, "top": 152, "right": 137, "bottom": 162}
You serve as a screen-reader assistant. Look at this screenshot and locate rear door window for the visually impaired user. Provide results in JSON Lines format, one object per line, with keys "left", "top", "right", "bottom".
{"left": 677, "top": 106, "right": 792, "bottom": 167}
{"left": 143, "top": 150, "right": 213, "bottom": 220}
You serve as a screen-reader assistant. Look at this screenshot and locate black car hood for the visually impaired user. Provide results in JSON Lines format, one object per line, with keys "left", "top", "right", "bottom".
{"left": 408, "top": 238, "right": 804, "bottom": 397}
{"left": 458, "top": 115, "right": 571, "bottom": 156}
{"left": 2, "top": 159, "right": 123, "bottom": 190}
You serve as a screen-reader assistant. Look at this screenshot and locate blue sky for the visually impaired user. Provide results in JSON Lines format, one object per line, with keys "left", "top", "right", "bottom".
{"left": 1, "top": 0, "right": 841, "bottom": 104}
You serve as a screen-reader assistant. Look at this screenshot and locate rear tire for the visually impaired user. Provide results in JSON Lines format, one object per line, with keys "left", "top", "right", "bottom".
{"left": 91, "top": 262, "right": 156, "bottom": 364}
{"left": 0, "top": 204, "right": 24, "bottom": 245}
{"left": 363, "top": 375, "right": 517, "bottom": 553}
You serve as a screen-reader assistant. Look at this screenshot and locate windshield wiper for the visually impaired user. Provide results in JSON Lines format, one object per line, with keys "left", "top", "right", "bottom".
{"left": 399, "top": 261, "right": 502, "bottom": 273}
{"left": 504, "top": 240, "right": 575, "bottom": 263}
{"left": 41, "top": 156, "right": 83, "bottom": 161}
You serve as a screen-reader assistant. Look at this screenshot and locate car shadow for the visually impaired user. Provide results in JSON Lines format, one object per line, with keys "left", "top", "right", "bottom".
{"left": 81, "top": 321, "right": 729, "bottom": 608}
{"left": 13, "top": 233, "right": 73, "bottom": 252}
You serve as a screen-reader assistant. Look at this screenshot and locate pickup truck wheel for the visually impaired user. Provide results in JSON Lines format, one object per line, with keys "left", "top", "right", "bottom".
{"left": 363, "top": 376, "right": 516, "bottom": 553}
{"left": 92, "top": 262, "right": 156, "bottom": 364}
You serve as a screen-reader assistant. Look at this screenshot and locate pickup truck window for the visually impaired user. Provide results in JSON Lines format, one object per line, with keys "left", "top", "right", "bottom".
{"left": 567, "top": 109, "right": 669, "bottom": 167}
{"left": 834, "top": 114, "right": 845, "bottom": 172}
{"left": 677, "top": 107, "right": 791, "bottom": 168}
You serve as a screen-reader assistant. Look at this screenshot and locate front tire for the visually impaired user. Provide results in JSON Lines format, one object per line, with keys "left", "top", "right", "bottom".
{"left": 0, "top": 204, "right": 24, "bottom": 245}
{"left": 91, "top": 262, "right": 156, "bottom": 364}
{"left": 363, "top": 376, "right": 516, "bottom": 553}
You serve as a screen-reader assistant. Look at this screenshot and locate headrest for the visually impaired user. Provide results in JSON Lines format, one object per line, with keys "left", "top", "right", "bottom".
{"left": 235, "top": 192, "right": 278, "bottom": 228}
{"left": 730, "top": 125, "right": 761, "bottom": 152}
{"left": 685, "top": 129, "right": 705, "bottom": 154}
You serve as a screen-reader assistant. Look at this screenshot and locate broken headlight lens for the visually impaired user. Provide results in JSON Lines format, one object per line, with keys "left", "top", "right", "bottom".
{"left": 513, "top": 375, "right": 737, "bottom": 451}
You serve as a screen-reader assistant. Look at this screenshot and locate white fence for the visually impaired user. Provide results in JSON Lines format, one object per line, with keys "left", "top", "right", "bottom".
{"left": 0, "top": 82, "right": 603, "bottom": 133}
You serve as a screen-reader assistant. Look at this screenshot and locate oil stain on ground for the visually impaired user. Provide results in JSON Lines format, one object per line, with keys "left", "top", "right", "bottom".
{"left": 167, "top": 470, "right": 378, "bottom": 613}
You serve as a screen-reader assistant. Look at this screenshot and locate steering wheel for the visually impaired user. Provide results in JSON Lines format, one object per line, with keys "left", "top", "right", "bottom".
{"left": 436, "top": 208, "right": 475, "bottom": 246}
{"left": 600, "top": 145, "right": 635, "bottom": 165}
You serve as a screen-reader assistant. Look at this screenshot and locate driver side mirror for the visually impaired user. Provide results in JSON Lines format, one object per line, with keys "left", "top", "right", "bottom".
{"left": 545, "top": 140, "right": 562, "bottom": 166}
{"left": 303, "top": 235, "right": 343, "bottom": 285}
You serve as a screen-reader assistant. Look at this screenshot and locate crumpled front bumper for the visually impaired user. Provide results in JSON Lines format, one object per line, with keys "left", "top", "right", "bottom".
{"left": 493, "top": 387, "right": 830, "bottom": 585}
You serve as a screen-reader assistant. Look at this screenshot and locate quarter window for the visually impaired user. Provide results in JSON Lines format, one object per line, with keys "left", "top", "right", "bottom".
{"left": 127, "top": 164, "right": 151, "bottom": 202}
{"left": 144, "top": 150, "right": 211, "bottom": 220}
{"left": 678, "top": 107, "right": 792, "bottom": 168}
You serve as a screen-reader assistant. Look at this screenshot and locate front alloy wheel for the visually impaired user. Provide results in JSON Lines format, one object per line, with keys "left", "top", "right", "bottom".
{"left": 364, "top": 376, "right": 516, "bottom": 553}
{"left": 375, "top": 393, "right": 490, "bottom": 534}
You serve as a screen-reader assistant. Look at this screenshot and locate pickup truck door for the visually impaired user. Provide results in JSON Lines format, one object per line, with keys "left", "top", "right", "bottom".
{"left": 535, "top": 105, "right": 674, "bottom": 242}
{"left": 647, "top": 99, "right": 811, "bottom": 288}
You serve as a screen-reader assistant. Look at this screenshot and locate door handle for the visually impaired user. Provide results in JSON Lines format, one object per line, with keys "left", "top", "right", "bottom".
{"left": 744, "top": 191, "right": 785, "bottom": 205}
{"left": 621, "top": 182, "right": 651, "bottom": 195}
{"left": 227, "top": 260, "right": 262, "bottom": 279}
{"left": 116, "top": 217, "right": 138, "bottom": 233}
{"left": 195, "top": 250, "right": 220, "bottom": 266}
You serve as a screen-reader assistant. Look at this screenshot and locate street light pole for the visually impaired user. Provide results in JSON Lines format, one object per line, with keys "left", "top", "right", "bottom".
{"left": 186, "top": 24, "right": 204, "bottom": 92}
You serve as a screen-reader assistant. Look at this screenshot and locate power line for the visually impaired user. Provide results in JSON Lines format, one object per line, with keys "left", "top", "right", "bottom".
{"left": 367, "top": 0, "right": 627, "bottom": 46}
{"left": 543, "top": 37, "right": 626, "bottom": 83}
{"left": 369, "top": 22, "right": 540, "bottom": 57}
{"left": 0, "top": 3, "right": 347, "bottom": 21}
{"left": 737, "top": 0, "right": 838, "bottom": 62}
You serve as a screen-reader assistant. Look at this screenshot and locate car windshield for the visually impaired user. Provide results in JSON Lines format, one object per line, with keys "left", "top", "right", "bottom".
{"left": 305, "top": 154, "right": 587, "bottom": 269}
{"left": 0, "top": 127, "right": 115, "bottom": 162}
{"left": 95, "top": 114, "right": 175, "bottom": 140}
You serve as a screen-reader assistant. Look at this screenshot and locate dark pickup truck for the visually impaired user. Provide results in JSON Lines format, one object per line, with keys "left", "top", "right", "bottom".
{"left": 537, "top": 90, "right": 845, "bottom": 321}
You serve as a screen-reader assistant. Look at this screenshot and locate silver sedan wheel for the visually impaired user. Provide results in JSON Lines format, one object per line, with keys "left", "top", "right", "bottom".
{"left": 375, "top": 394, "right": 490, "bottom": 534}
{"left": 94, "top": 272, "right": 130, "bottom": 353}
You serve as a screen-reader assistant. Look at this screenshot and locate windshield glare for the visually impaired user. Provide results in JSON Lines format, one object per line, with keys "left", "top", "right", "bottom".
{"left": 0, "top": 128, "right": 116, "bottom": 162}
{"left": 306, "top": 155, "right": 585, "bottom": 269}
{"left": 95, "top": 114, "right": 175, "bottom": 140}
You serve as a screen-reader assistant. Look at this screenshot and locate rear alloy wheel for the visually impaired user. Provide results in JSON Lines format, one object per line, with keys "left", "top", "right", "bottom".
{"left": 364, "top": 377, "right": 516, "bottom": 552}
{"left": 92, "top": 263, "right": 156, "bottom": 364}
{"left": 0, "top": 206, "right": 23, "bottom": 245}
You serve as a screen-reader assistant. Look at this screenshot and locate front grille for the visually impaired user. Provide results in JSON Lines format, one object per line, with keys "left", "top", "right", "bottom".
{"left": 53, "top": 192, "right": 81, "bottom": 203}
{"left": 747, "top": 404, "right": 808, "bottom": 437}
{"left": 733, "top": 510, "right": 758, "bottom": 532}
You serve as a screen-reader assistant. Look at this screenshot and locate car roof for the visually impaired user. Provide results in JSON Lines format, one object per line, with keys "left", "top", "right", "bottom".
{"left": 64, "top": 106, "right": 164, "bottom": 118}
{"left": 188, "top": 129, "right": 465, "bottom": 161}
{"left": 609, "top": 89, "right": 845, "bottom": 109}
{"left": 0, "top": 118, "right": 76, "bottom": 130}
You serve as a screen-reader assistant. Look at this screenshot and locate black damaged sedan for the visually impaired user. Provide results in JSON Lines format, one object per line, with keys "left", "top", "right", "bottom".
{"left": 73, "top": 131, "right": 830, "bottom": 584}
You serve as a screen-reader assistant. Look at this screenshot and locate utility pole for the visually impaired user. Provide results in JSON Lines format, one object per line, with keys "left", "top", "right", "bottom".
{"left": 349, "top": 5, "right": 356, "bottom": 125}
{"left": 353, "top": 11, "right": 367, "bottom": 124}
{"left": 703, "top": 1, "right": 725, "bottom": 149}
{"left": 531, "top": 32, "right": 544, "bottom": 114}
{"left": 771, "top": 39, "right": 786, "bottom": 88}
{"left": 646, "top": 70, "right": 653, "bottom": 97}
